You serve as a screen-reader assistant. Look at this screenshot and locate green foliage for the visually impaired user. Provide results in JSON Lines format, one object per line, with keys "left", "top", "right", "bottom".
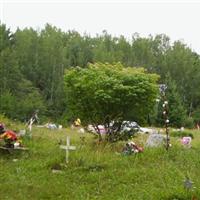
{"left": 108, "top": 129, "right": 137, "bottom": 142}
{"left": 65, "top": 31, "right": 93, "bottom": 67}
{"left": 170, "top": 130, "right": 194, "bottom": 139}
{"left": 0, "top": 40, "right": 23, "bottom": 94}
{"left": 191, "top": 107, "right": 200, "bottom": 124}
{"left": 184, "top": 117, "right": 195, "bottom": 129}
{"left": 1, "top": 23, "right": 200, "bottom": 125}
{"left": 155, "top": 74, "right": 187, "bottom": 127}
{"left": 0, "top": 52, "right": 45, "bottom": 121}
{"left": 0, "top": 24, "right": 44, "bottom": 121}
{"left": 64, "top": 62, "right": 159, "bottom": 140}
{"left": 0, "top": 88, "right": 45, "bottom": 122}
{"left": 163, "top": 42, "right": 200, "bottom": 116}
{"left": 0, "top": 114, "right": 15, "bottom": 127}
{"left": 0, "top": 23, "right": 13, "bottom": 51}
{"left": 16, "top": 92, "right": 45, "bottom": 122}
{"left": 14, "top": 28, "right": 39, "bottom": 80}
{"left": 165, "top": 75, "right": 187, "bottom": 127}
{"left": 0, "top": 92, "right": 16, "bottom": 117}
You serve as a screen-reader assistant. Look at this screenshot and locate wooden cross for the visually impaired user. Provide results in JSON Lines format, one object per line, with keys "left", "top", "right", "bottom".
{"left": 60, "top": 136, "right": 76, "bottom": 163}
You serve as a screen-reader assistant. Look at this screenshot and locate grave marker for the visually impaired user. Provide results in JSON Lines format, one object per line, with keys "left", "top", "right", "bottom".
{"left": 181, "top": 137, "right": 192, "bottom": 148}
{"left": 60, "top": 136, "right": 76, "bottom": 163}
{"left": 146, "top": 133, "right": 165, "bottom": 147}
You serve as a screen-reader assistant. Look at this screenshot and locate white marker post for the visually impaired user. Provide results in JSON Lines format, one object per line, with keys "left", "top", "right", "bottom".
{"left": 28, "top": 118, "right": 34, "bottom": 131}
{"left": 60, "top": 136, "right": 76, "bottom": 163}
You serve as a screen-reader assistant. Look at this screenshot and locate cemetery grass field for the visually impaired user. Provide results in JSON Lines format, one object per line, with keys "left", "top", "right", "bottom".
{"left": 1, "top": 125, "right": 200, "bottom": 200}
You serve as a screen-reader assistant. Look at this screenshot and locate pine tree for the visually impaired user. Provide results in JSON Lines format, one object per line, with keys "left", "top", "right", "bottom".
{"left": 165, "top": 74, "right": 187, "bottom": 127}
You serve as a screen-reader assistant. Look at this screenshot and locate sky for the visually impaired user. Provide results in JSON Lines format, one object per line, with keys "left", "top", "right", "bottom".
{"left": 1, "top": 0, "right": 200, "bottom": 54}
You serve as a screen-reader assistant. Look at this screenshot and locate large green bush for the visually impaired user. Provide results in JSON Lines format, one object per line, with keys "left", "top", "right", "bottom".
{"left": 64, "top": 62, "right": 159, "bottom": 141}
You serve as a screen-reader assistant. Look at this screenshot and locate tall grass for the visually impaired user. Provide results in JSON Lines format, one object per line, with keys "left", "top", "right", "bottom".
{"left": 1, "top": 125, "right": 200, "bottom": 200}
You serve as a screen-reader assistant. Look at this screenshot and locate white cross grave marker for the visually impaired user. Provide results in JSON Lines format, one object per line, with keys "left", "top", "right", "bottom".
{"left": 60, "top": 136, "right": 76, "bottom": 163}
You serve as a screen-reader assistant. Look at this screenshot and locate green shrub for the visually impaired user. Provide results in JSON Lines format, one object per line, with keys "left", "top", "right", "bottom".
{"left": 170, "top": 130, "right": 194, "bottom": 139}
{"left": 184, "top": 117, "right": 195, "bottom": 129}
{"left": 106, "top": 129, "right": 137, "bottom": 142}
{"left": 64, "top": 62, "right": 159, "bottom": 142}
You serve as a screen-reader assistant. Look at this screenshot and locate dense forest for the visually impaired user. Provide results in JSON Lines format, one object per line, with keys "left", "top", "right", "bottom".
{"left": 1, "top": 23, "right": 200, "bottom": 127}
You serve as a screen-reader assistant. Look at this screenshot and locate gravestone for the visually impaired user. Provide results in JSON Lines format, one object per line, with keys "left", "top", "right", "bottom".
{"left": 181, "top": 137, "right": 192, "bottom": 148}
{"left": 146, "top": 133, "right": 165, "bottom": 147}
{"left": 184, "top": 178, "right": 193, "bottom": 190}
{"left": 60, "top": 136, "right": 76, "bottom": 163}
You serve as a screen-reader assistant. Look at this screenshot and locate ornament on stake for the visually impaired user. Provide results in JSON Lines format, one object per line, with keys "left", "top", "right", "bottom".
{"left": 159, "top": 84, "right": 170, "bottom": 150}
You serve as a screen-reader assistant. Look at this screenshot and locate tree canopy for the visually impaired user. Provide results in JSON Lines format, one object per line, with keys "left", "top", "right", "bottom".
{"left": 64, "top": 63, "right": 159, "bottom": 139}
{"left": 1, "top": 22, "right": 200, "bottom": 127}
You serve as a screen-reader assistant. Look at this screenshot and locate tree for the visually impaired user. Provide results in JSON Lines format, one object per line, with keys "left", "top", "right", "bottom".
{"left": 155, "top": 74, "right": 187, "bottom": 127}
{"left": 64, "top": 31, "right": 93, "bottom": 67}
{"left": 64, "top": 62, "right": 159, "bottom": 141}
{"left": 14, "top": 28, "right": 39, "bottom": 85}
{"left": 0, "top": 23, "right": 13, "bottom": 51}
{"left": 160, "top": 41, "right": 200, "bottom": 118}
{"left": 0, "top": 23, "right": 22, "bottom": 94}
{"left": 37, "top": 24, "right": 66, "bottom": 116}
{"left": 0, "top": 23, "right": 45, "bottom": 121}
{"left": 1, "top": 23, "right": 200, "bottom": 125}
{"left": 166, "top": 75, "right": 187, "bottom": 127}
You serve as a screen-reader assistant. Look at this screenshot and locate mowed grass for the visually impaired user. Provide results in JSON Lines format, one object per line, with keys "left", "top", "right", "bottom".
{"left": 1, "top": 127, "right": 200, "bottom": 200}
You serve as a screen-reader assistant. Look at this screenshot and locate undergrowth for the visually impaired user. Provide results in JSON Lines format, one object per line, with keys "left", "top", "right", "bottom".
{"left": 0, "top": 123, "right": 200, "bottom": 200}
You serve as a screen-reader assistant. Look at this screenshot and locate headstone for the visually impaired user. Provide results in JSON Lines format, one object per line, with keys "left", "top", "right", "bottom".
{"left": 181, "top": 137, "right": 192, "bottom": 148}
{"left": 60, "top": 136, "right": 76, "bottom": 163}
{"left": 47, "top": 123, "right": 57, "bottom": 129}
{"left": 146, "top": 133, "right": 165, "bottom": 147}
{"left": 184, "top": 178, "right": 193, "bottom": 190}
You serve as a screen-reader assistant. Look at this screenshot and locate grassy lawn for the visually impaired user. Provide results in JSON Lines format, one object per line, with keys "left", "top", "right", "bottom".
{"left": 1, "top": 126, "right": 200, "bottom": 200}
